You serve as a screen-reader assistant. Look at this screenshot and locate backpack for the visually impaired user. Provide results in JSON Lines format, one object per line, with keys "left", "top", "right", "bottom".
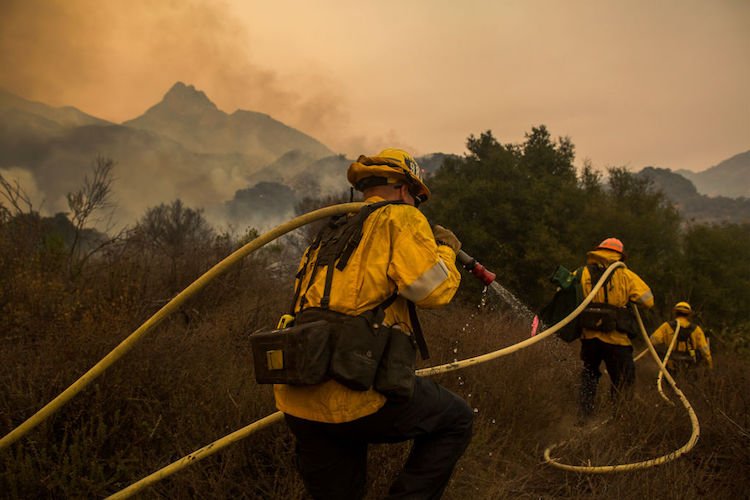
{"left": 291, "top": 200, "right": 428, "bottom": 360}
{"left": 668, "top": 319, "right": 698, "bottom": 362}
{"left": 250, "top": 200, "right": 425, "bottom": 401}
{"left": 539, "top": 265, "right": 585, "bottom": 342}
{"left": 578, "top": 264, "right": 640, "bottom": 338}
{"left": 540, "top": 263, "right": 638, "bottom": 342}
{"left": 669, "top": 319, "right": 697, "bottom": 343}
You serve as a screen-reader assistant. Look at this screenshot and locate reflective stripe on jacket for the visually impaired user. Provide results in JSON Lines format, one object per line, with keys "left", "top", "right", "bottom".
{"left": 580, "top": 249, "right": 654, "bottom": 346}
{"left": 650, "top": 318, "right": 713, "bottom": 368}
{"left": 274, "top": 196, "right": 461, "bottom": 423}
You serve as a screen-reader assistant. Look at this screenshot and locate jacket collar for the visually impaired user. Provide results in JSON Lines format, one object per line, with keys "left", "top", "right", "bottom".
{"left": 586, "top": 249, "right": 623, "bottom": 267}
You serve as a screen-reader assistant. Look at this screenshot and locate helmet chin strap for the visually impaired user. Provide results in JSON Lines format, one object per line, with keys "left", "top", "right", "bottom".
{"left": 395, "top": 184, "right": 420, "bottom": 208}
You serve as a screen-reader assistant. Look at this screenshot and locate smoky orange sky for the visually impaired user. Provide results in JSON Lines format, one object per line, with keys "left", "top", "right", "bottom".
{"left": 1, "top": 0, "right": 748, "bottom": 171}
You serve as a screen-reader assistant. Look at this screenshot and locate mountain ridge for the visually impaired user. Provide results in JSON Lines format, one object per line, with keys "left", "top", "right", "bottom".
{"left": 1, "top": 83, "right": 748, "bottom": 230}
{"left": 676, "top": 150, "right": 750, "bottom": 198}
{"left": 0, "top": 83, "right": 336, "bottom": 228}
{"left": 638, "top": 166, "right": 750, "bottom": 224}
{"left": 123, "top": 82, "right": 332, "bottom": 162}
{"left": 0, "top": 87, "right": 110, "bottom": 128}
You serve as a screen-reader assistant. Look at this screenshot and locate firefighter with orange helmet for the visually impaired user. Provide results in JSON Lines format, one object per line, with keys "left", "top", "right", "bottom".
{"left": 277, "top": 148, "right": 471, "bottom": 499}
{"left": 650, "top": 301, "right": 713, "bottom": 372}
{"left": 577, "top": 237, "right": 654, "bottom": 421}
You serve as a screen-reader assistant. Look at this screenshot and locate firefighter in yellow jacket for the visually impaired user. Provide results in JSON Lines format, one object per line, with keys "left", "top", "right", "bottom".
{"left": 578, "top": 238, "right": 654, "bottom": 420}
{"left": 650, "top": 301, "right": 713, "bottom": 372}
{"left": 276, "top": 149, "right": 471, "bottom": 499}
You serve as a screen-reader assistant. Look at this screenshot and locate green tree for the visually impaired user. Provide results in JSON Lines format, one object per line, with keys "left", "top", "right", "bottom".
{"left": 578, "top": 167, "right": 682, "bottom": 307}
{"left": 425, "top": 126, "right": 684, "bottom": 314}
{"left": 425, "top": 126, "right": 582, "bottom": 305}
{"left": 680, "top": 223, "right": 750, "bottom": 342}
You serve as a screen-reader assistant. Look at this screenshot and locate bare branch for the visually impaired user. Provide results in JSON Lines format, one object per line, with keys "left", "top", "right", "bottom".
{"left": 67, "top": 156, "right": 115, "bottom": 230}
{"left": 0, "top": 173, "right": 34, "bottom": 216}
{"left": 66, "top": 157, "right": 117, "bottom": 277}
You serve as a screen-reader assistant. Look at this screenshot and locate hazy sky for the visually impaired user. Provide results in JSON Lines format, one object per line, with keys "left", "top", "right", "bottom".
{"left": 1, "top": 0, "right": 748, "bottom": 171}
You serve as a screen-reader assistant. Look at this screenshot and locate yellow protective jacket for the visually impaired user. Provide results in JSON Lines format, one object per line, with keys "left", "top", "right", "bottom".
{"left": 650, "top": 318, "right": 713, "bottom": 368}
{"left": 274, "top": 196, "right": 461, "bottom": 423}
{"left": 580, "top": 249, "right": 654, "bottom": 346}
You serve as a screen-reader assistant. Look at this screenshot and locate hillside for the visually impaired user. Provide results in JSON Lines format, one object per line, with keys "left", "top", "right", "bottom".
{"left": 638, "top": 167, "right": 750, "bottom": 224}
{"left": 3, "top": 83, "right": 747, "bottom": 232}
{"left": 0, "top": 84, "right": 335, "bottom": 228}
{"left": 677, "top": 150, "right": 750, "bottom": 198}
{"left": 124, "top": 82, "right": 332, "bottom": 162}
{"left": 0, "top": 88, "right": 110, "bottom": 128}
{"left": 2, "top": 124, "right": 749, "bottom": 498}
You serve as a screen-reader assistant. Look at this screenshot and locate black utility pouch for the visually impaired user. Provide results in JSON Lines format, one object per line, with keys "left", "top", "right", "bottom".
{"left": 579, "top": 303, "right": 618, "bottom": 332}
{"left": 374, "top": 327, "right": 417, "bottom": 401}
{"left": 615, "top": 308, "right": 639, "bottom": 338}
{"left": 250, "top": 320, "right": 332, "bottom": 385}
{"left": 328, "top": 315, "right": 390, "bottom": 391}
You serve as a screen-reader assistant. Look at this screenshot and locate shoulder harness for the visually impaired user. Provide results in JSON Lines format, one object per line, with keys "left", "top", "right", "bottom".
{"left": 291, "top": 200, "right": 430, "bottom": 359}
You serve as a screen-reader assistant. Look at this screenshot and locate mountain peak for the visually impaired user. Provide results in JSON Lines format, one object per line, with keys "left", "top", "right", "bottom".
{"left": 159, "top": 82, "right": 218, "bottom": 114}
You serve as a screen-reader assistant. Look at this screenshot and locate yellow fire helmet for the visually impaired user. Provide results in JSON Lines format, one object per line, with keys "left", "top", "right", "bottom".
{"left": 673, "top": 301, "right": 692, "bottom": 315}
{"left": 347, "top": 148, "right": 431, "bottom": 203}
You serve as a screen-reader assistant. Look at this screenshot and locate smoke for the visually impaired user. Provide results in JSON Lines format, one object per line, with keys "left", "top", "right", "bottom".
{"left": 0, "top": 0, "right": 366, "bottom": 153}
{"left": 0, "top": 166, "right": 47, "bottom": 212}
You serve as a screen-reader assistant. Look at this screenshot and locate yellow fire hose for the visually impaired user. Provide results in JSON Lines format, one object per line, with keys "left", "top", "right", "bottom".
{"left": 634, "top": 323, "right": 682, "bottom": 403}
{"left": 633, "top": 348, "right": 649, "bottom": 362}
{"left": 105, "top": 262, "right": 629, "bottom": 499}
{"left": 0, "top": 202, "right": 700, "bottom": 495}
{"left": 417, "top": 262, "right": 625, "bottom": 377}
{"left": 106, "top": 412, "right": 286, "bottom": 500}
{"left": 543, "top": 305, "right": 700, "bottom": 472}
{"left": 0, "top": 202, "right": 367, "bottom": 451}
{"left": 656, "top": 323, "right": 681, "bottom": 405}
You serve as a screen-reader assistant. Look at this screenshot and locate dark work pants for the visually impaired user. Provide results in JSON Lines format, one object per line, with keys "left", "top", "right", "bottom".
{"left": 284, "top": 377, "right": 474, "bottom": 500}
{"left": 579, "top": 338, "right": 635, "bottom": 417}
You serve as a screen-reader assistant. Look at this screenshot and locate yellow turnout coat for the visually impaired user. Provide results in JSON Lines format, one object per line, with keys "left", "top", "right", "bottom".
{"left": 650, "top": 317, "right": 713, "bottom": 368}
{"left": 580, "top": 249, "right": 654, "bottom": 346}
{"left": 274, "top": 196, "right": 461, "bottom": 423}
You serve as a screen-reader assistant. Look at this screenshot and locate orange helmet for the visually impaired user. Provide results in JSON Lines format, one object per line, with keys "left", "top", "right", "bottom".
{"left": 596, "top": 237, "right": 625, "bottom": 256}
{"left": 347, "top": 148, "right": 430, "bottom": 202}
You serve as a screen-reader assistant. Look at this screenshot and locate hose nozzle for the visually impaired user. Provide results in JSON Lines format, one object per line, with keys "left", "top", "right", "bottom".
{"left": 457, "top": 250, "right": 496, "bottom": 286}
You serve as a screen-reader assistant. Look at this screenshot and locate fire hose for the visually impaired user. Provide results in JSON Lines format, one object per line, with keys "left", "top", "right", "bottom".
{"left": 0, "top": 203, "right": 699, "bottom": 497}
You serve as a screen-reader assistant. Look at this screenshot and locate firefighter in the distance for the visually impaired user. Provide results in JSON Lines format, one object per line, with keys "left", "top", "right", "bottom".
{"left": 650, "top": 301, "right": 713, "bottom": 373}
{"left": 276, "top": 149, "right": 472, "bottom": 499}
{"left": 577, "top": 238, "right": 654, "bottom": 421}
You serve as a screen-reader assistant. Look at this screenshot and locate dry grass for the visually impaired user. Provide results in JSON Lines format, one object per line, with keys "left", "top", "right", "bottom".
{"left": 1, "top": 256, "right": 749, "bottom": 499}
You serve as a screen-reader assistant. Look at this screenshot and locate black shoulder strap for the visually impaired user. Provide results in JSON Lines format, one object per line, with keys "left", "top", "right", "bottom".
{"left": 336, "top": 202, "right": 395, "bottom": 271}
{"left": 291, "top": 201, "right": 428, "bottom": 358}
{"left": 669, "top": 320, "right": 695, "bottom": 340}
{"left": 408, "top": 301, "right": 429, "bottom": 360}
{"left": 289, "top": 236, "right": 321, "bottom": 313}
{"left": 297, "top": 200, "right": 405, "bottom": 312}
{"left": 587, "top": 264, "right": 613, "bottom": 304}
{"left": 320, "top": 201, "right": 403, "bottom": 309}
{"left": 675, "top": 321, "right": 696, "bottom": 342}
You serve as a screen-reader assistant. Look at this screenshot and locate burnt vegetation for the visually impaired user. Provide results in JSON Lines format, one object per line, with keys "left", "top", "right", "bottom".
{"left": 1, "top": 129, "right": 749, "bottom": 498}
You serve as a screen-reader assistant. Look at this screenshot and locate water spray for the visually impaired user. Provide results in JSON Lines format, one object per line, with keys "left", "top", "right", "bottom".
{"left": 457, "top": 249, "right": 542, "bottom": 335}
{"left": 1, "top": 203, "right": 701, "bottom": 497}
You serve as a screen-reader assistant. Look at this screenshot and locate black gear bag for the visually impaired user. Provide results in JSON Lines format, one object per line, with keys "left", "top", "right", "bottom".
{"left": 250, "top": 201, "right": 423, "bottom": 401}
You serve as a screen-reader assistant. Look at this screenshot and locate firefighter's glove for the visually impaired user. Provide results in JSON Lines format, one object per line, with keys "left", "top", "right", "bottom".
{"left": 433, "top": 225, "right": 462, "bottom": 254}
